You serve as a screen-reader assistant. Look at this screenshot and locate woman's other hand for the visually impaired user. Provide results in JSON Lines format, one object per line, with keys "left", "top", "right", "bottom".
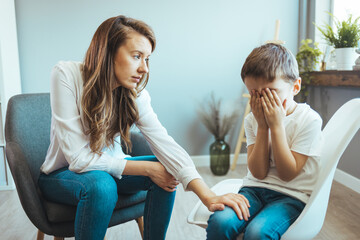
{"left": 147, "top": 162, "right": 179, "bottom": 192}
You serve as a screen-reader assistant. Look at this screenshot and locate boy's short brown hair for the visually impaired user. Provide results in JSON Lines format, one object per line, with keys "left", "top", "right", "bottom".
{"left": 241, "top": 43, "right": 299, "bottom": 83}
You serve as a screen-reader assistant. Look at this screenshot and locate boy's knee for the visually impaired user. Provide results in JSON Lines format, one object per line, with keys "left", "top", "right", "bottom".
{"left": 206, "top": 207, "right": 243, "bottom": 240}
{"left": 244, "top": 222, "right": 280, "bottom": 240}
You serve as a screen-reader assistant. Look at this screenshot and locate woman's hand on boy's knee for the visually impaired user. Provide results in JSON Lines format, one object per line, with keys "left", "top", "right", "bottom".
{"left": 147, "top": 162, "right": 179, "bottom": 192}
{"left": 207, "top": 193, "right": 250, "bottom": 221}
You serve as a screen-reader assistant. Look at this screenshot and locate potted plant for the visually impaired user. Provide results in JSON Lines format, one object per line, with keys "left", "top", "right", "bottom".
{"left": 296, "top": 39, "right": 323, "bottom": 102}
{"left": 317, "top": 13, "right": 360, "bottom": 70}
{"left": 198, "top": 93, "right": 238, "bottom": 175}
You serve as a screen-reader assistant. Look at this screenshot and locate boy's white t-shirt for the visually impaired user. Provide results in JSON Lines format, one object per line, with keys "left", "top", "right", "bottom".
{"left": 243, "top": 103, "right": 323, "bottom": 203}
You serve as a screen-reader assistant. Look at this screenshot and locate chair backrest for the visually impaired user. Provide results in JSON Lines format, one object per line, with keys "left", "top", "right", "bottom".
{"left": 5, "top": 93, "right": 51, "bottom": 185}
{"left": 282, "top": 98, "right": 360, "bottom": 240}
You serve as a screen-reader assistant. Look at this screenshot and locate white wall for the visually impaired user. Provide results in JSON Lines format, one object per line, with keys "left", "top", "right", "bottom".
{"left": 14, "top": 0, "right": 299, "bottom": 155}
{"left": 0, "top": 0, "right": 22, "bottom": 189}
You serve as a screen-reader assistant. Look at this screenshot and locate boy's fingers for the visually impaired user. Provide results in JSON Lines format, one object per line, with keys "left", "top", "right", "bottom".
{"left": 250, "top": 91, "right": 256, "bottom": 108}
{"left": 261, "top": 90, "right": 270, "bottom": 105}
{"left": 256, "top": 98, "right": 261, "bottom": 110}
{"left": 272, "top": 90, "right": 282, "bottom": 106}
{"left": 262, "top": 89, "right": 273, "bottom": 107}
{"left": 261, "top": 97, "right": 268, "bottom": 113}
{"left": 265, "top": 88, "right": 276, "bottom": 107}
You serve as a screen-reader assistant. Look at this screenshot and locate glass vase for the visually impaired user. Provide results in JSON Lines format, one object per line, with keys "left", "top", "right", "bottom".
{"left": 210, "top": 139, "right": 230, "bottom": 176}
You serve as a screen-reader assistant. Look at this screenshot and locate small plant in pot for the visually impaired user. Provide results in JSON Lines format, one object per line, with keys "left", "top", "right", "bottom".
{"left": 316, "top": 13, "right": 360, "bottom": 70}
{"left": 296, "top": 39, "right": 323, "bottom": 102}
{"left": 198, "top": 93, "right": 238, "bottom": 176}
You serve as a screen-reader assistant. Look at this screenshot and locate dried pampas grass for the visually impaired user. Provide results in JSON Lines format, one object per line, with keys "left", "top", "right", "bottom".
{"left": 198, "top": 93, "right": 239, "bottom": 140}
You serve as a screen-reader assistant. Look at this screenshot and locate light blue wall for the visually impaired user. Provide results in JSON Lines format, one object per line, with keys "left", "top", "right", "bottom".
{"left": 15, "top": 0, "right": 299, "bottom": 155}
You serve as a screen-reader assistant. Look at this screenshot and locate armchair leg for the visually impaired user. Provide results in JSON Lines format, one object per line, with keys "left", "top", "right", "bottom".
{"left": 36, "top": 230, "right": 44, "bottom": 240}
{"left": 135, "top": 216, "right": 144, "bottom": 239}
{"left": 54, "top": 237, "right": 64, "bottom": 240}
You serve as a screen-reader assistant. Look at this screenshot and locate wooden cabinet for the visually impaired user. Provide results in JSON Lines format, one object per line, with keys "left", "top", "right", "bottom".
{"left": 305, "top": 71, "right": 360, "bottom": 88}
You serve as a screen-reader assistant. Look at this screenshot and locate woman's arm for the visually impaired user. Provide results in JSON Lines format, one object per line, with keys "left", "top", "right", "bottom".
{"left": 135, "top": 90, "right": 202, "bottom": 189}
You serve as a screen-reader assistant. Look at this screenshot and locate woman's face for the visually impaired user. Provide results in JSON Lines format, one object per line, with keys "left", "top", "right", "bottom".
{"left": 113, "top": 31, "right": 152, "bottom": 90}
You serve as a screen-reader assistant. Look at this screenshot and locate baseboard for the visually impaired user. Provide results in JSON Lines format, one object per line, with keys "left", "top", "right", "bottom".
{"left": 0, "top": 184, "right": 15, "bottom": 191}
{"left": 191, "top": 153, "right": 247, "bottom": 167}
{"left": 334, "top": 169, "right": 360, "bottom": 194}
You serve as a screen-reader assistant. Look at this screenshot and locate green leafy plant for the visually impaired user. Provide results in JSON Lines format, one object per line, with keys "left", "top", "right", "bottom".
{"left": 296, "top": 39, "right": 323, "bottom": 102}
{"left": 316, "top": 13, "right": 360, "bottom": 48}
{"left": 296, "top": 39, "right": 323, "bottom": 73}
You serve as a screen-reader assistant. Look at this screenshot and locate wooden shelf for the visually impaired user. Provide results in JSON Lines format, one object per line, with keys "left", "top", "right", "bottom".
{"left": 304, "top": 70, "right": 360, "bottom": 88}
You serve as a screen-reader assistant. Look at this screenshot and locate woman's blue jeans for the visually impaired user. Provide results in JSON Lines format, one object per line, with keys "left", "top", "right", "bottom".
{"left": 206, "top": 187, "right": 305, "bottom": 240}
{"left": 38, "top": 155, "right": 176, "bottom": 240}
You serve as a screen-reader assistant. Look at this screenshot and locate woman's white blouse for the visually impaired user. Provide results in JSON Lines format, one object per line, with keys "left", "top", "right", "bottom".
{"left": 40, "top": 61, "right": 201, "bottom": 189}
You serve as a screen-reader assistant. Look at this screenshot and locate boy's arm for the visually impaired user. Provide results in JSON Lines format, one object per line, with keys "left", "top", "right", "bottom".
{"left": 247, "top": 128, "right": 270, "bottom": 179}
{"left": 247, "top": 90, "right": 271, "bottom": 179}
{"left": 270, "top": 127, "right": 308, "bottom": 181}
{"left": 261, "top": 88, "right": 308, "bottom": 181}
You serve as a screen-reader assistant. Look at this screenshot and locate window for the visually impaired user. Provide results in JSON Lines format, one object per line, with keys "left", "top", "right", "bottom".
{"left": 333, "top": 0, "right": 360, "bottom": 22}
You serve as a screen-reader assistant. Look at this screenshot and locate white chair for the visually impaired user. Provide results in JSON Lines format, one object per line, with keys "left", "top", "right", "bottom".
{"left": 188, "top": 98, "right": 360, "bottom": 239}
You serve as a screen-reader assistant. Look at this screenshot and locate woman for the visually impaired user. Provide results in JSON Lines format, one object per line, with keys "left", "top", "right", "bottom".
{"left": 39, "top": 15, "right": 249, "bottom": 240}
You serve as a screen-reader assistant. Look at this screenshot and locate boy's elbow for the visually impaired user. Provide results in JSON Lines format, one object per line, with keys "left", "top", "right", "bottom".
{"left": 248, "top": 163, "right": 269, "bottom": 180}
{"left": 251, "top": 171, "right": 268, "bottom": 180}
{"left": 278, "top": 172, "right": 296, "bottom": 182}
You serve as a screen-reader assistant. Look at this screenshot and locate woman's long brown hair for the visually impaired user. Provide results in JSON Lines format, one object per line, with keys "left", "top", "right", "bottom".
{"left": 81, "top": 15, "right": 156, "bottom": 154}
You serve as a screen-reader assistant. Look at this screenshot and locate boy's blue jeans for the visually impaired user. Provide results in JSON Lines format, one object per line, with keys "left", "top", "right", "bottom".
{"left": 38, "top": 155, "right": 176, "bottom": 240}
{"left": 206, "top": 187, "right": 305, "bottom": 240}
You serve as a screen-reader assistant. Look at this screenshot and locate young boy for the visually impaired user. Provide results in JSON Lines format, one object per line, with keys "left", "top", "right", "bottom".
{"left": 206, "top": 43, "right": 323, "bottom": 240}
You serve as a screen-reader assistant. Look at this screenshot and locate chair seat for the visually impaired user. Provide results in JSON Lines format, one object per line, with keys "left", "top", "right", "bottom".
{"left": 44, "top": 191, "right": 147, "bottom": 223}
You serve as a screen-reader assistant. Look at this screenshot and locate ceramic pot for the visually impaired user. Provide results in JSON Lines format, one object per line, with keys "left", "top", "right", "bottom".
{"left": 335, "top": 48, "right": 357, "bottom": 70}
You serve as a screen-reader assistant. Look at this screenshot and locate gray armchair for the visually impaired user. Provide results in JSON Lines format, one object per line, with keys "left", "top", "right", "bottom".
{"left": 5, "top": 93, "right": 152, "bottom": 240}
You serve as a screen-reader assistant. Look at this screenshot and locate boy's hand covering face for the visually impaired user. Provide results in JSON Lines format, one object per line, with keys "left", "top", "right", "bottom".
{"left": 260, "top": 88, "right": 286, "bottom": 129}
{"left": 250, "top": 90, "right": 268, "bottom": 129}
